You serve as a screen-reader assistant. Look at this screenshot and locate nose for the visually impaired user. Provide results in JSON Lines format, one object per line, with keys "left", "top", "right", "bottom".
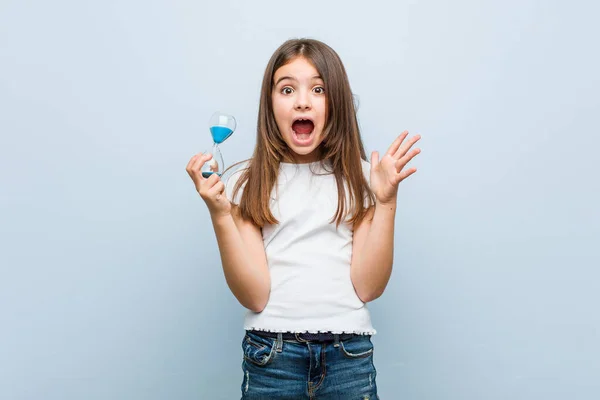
{"left": 294, "top": 91, "right": 311, "bottom": 111}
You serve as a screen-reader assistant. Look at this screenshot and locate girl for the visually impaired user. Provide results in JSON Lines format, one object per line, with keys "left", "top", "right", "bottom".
{"left": 186, "top": 38, "right": 420, "bottom": 399}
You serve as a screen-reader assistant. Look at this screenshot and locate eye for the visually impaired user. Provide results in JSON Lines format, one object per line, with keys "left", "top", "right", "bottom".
{"left": 313, "top": 86, "right": 325, "bottom": 94}
{"left": 281, "top": 87, "right": 294, "bottom": 95}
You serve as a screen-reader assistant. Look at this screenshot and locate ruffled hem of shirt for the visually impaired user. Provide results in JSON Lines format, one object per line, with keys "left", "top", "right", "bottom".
{"left": 244, "top": 326, "right": 377, "bottom": 335}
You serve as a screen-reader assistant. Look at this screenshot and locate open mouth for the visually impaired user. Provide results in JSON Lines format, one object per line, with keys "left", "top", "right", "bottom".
{"left": 291, "top": 118, "right": 315, "bottom": 144}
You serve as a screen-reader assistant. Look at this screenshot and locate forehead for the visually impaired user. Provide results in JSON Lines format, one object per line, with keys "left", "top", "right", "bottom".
{"left": 273, "top": 57, "right": 321, "bottom": 81}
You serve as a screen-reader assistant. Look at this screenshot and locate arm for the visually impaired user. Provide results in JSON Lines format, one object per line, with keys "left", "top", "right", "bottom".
{"left": 351, "top": 131, "right": 421, "bottom": 302}
{"left": 350, "top": 202, "right": 396, "bottom": 302}
{"left": 187, "top": 153, "right": 270, "bottom": 312}
{"left": 211, "top": 205, "right": 270, "bottom": 313}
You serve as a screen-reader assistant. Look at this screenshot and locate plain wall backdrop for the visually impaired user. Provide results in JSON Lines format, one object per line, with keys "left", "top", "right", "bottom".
{"left": 1, "top": 0, "right": 599, "bottom": 399}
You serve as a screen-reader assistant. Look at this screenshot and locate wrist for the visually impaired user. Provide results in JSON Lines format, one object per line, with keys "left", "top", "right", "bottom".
{"left": 210, "top": 210, "right": 233, "bottom": 226}
{"left": 376, "top": 196, "right": 398, "bottom": 209}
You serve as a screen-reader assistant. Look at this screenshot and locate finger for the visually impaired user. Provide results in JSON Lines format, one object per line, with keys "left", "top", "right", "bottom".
{"left": 210, "top": 158, "right": 220, "bottom": 172}
{"left": 386, "top": 131, "right": 409, "bottom": 157}
{"left": 198, "top": 175, "right": 221, "bottom": 199}
{"left": 396, "top": 166, "right": 417, "bottom": 183}
{"left": 393, "top": 134, "right": 421, "bottom": 159}
{"left": 395, "top": 148, "right": 421, "bottom": 171}
{"left": 207, "top": 180, "right": 226, "bottom": 198}
{"left": 370, "top": 150, "right": 379, "bottom": 166}
{"left": 202, "top": 171, "right": 221, "bottom": 188}
{"left": 186, "top": 152, "right": 206, "bottom": 173}
{"left": 186, "top": 154, "right": 200, "bottom": 171}
{"left": 191, "top": 153, "right": 213, "bottom": 173}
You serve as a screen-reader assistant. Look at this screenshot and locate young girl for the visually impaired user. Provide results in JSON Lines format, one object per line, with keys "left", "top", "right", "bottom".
{"left": 186, "top": 38, "right": 420, "bottom": 399}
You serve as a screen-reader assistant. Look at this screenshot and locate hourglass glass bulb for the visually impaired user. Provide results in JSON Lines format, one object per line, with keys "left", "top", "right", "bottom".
{"left": 201, "top": 112, "right": 235, "bottom": 179}
{"left": 201, "top": 144, "right": 224, "bottom": 178}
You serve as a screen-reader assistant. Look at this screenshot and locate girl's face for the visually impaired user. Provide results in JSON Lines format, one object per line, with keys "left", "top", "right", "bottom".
{"left": 272, "top": 57, "right": 327, "bottom": 163}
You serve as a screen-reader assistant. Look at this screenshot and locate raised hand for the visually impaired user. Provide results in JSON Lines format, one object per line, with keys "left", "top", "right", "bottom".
{"left": 186, "top": 152, "right": 231, "bottom": 217}
{"left": 370, "top": 131, "right": 421, "bottom": 206}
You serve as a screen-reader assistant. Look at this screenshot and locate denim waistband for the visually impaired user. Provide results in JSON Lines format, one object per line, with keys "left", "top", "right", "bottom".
{"left": 247, "top": 330, "right": 358, "bottom": 343}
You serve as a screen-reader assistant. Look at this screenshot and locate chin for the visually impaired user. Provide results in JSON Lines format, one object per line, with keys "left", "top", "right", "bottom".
{"left": 283, "top": 133, "right": 323, "bottom": 162}
{"left": 288, "top": 145, "right": 323, "bottom": 163}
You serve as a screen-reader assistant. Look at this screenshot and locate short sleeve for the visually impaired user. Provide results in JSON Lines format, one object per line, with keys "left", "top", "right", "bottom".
{"left": 223, "top": 161, "right": 249, "bottom": 205}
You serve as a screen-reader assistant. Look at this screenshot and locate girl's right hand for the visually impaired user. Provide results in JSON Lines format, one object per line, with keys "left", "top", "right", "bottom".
{"left": 186, "top": 152, "right": 231, "bottom": 218}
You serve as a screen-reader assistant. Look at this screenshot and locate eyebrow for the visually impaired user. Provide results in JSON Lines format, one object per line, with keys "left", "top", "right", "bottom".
{"left": 274, "top": 75, "right": 323, "bottom": 86}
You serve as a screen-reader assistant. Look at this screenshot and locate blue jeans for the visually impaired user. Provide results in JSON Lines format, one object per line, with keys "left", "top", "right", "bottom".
{"left": 241, "top": 331, "right": 379, "bottom": 399}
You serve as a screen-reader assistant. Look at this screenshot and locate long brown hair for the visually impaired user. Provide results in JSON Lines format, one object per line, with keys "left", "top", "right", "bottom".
{"left": 231, "top": 38, "right": 374, "bottom": 227}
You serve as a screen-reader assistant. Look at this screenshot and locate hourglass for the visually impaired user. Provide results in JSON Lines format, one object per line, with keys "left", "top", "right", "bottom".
{"left": 201, "top": 111, "right": 236, "bottom": 178}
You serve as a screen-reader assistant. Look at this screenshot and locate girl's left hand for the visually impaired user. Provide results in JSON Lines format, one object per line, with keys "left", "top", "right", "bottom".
{"left": 370, "top": 131, "right": 421, "bottom": 206}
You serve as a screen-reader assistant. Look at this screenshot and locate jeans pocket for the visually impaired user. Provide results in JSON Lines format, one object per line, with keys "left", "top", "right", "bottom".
{"left": 339, "top": 335, "right": 374, "bottom": 359}
{"left": 242, "top": 332, "right": 276, "bottom": 366}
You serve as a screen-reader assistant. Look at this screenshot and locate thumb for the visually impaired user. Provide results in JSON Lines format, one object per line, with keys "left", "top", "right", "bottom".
{"left": 370, "top": 151, "right": 379, "bottom": 166}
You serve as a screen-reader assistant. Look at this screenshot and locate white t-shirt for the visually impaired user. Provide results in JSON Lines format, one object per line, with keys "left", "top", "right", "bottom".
{"left": 224, "top": 159, "right": 376, "bottom": 334}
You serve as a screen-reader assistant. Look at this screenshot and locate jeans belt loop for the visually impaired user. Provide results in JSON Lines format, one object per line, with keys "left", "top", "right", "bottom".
{"left": 276, "top": 333, "right": 283, "bottom": 353}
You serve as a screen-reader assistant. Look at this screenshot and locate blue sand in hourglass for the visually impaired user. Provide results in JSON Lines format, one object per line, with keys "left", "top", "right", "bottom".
{"left": 210, "top": 126, "right": 233, "bottom": 144}
{"left": 201, "top": 171, "right": 221, "bottom": 178}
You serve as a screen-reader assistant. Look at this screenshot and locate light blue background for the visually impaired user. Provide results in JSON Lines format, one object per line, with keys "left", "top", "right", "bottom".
{"left": 1, "top": 0, "right": 598, "bottom": 399}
